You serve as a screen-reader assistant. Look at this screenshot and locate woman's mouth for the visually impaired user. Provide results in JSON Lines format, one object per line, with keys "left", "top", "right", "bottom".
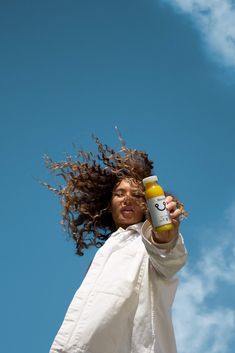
{"left": 121, "top": 206, "right": 134, "bottom": 216}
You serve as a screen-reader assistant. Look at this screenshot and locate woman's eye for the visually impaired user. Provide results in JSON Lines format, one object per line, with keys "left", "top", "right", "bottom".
{"left": 114, "top": 191, "right": 124, "bottom": 197}
{"left": 113, "top": 190, "right": 143, "bottom": 199}
{"left": 132, "top": 193, "right": 142, "bottom": 198}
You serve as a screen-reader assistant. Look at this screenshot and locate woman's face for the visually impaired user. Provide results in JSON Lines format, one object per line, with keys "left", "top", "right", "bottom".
{"left": 110, "top": 179, "right": 145, "bottom": 229}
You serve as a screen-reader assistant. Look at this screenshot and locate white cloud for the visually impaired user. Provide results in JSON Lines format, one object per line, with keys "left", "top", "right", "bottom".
{"left": 164, "top": 0, "right": 235, "bottom": 68}
{"left": 173, "top": 202, "right": 235, "bottom": 353}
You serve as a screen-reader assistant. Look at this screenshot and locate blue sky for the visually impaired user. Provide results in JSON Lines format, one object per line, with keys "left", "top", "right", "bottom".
{"left": 1, "top": 0, "right": 235, "bottom": 352}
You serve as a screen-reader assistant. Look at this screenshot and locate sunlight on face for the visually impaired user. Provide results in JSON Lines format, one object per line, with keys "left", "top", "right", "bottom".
{"left": 111, "top": 179, "right": 145, "bottom": 229}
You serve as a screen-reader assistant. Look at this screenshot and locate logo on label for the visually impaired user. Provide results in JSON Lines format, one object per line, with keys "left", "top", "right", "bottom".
{"left": 155, "top": 201, "right": 166, "bottom": 211}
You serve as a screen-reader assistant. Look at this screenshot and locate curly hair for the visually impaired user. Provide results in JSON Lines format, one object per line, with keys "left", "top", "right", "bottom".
{"left": 43, "top": 136, "right": 186, "bottom": 255}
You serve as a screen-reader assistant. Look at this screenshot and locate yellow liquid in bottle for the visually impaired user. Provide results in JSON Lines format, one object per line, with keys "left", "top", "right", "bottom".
{"left": 144, "top": 179, "right": 174, "bottom": 233}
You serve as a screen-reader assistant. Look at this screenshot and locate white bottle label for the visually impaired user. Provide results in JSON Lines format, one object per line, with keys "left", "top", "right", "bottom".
{"left": 147, "top": 196, "right": 172, "bottom": 228}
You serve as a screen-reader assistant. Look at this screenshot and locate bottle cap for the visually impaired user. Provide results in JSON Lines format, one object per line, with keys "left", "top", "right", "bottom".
{"left": 142, "top": 175, "right": 158, "bottom": 186}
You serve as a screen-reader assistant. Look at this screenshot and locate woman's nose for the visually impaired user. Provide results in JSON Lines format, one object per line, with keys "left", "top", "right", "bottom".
{"left": 123, "top": 194, "right": 133, "bottom": 203}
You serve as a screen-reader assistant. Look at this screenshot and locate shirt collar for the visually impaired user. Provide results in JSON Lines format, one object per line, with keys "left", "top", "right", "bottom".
{"left": 113, "top": 222, "right": 144, "bottom": 236}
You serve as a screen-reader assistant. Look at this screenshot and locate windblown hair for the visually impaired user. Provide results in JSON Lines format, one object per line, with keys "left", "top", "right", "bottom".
{"left": 43, "top": 136, "right": 154, "bottom": 255}
{"left": 43, "top": 136, "right": 186, "bottom": 255}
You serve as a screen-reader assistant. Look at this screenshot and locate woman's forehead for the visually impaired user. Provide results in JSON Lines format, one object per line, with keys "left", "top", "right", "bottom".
{"left": 114, "top": 178, "right": 142, "bottom": 190}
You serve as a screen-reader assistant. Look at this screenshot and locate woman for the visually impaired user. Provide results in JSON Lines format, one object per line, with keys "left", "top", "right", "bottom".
{"left": 44, "top": 137, "right": 187, "bottom": 353}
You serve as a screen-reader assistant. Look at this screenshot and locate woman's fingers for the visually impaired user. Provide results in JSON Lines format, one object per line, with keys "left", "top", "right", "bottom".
{"left": 166, "top": 197, "right": 183, "bottom": 221}
{"left": 165, "top": 195, "right": 173, "bottom": 203}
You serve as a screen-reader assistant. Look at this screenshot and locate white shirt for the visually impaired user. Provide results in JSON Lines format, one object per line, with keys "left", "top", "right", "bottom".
{"left": 50, "top": 221, "right": 187, "bottom": 353}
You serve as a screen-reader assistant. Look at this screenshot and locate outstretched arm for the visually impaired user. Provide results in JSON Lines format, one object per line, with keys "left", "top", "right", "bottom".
{"left": 142, "top": 196, "right": 187, "bottom": 279}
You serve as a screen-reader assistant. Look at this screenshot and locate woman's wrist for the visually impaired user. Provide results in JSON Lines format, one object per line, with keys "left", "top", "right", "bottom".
{"left": 151, "top": 229, "right": 179, "bottom": 245}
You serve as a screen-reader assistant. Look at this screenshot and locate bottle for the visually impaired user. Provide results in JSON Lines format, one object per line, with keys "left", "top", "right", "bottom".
{"left": 142, "top": 175, "right": 173, "bottom": 233}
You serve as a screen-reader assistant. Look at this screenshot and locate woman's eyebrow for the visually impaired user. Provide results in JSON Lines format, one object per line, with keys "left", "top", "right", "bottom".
{"left": 114, "top": 188, "right": 139, "bottom": 192}
{"left": 113, "top": 188, "right": 126, "bottom": 192}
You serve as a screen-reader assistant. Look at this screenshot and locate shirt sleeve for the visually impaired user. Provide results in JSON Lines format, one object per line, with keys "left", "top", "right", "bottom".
{"left": 141, "top": 220, "right": 188, "bottom": 279}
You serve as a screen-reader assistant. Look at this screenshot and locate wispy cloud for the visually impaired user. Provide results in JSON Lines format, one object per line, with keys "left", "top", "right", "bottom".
{"left": 173, "top": 202, "right": 235, "bottom": 353}
{"left": 164, "top": 0, "right": 235, "bottom": 68}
